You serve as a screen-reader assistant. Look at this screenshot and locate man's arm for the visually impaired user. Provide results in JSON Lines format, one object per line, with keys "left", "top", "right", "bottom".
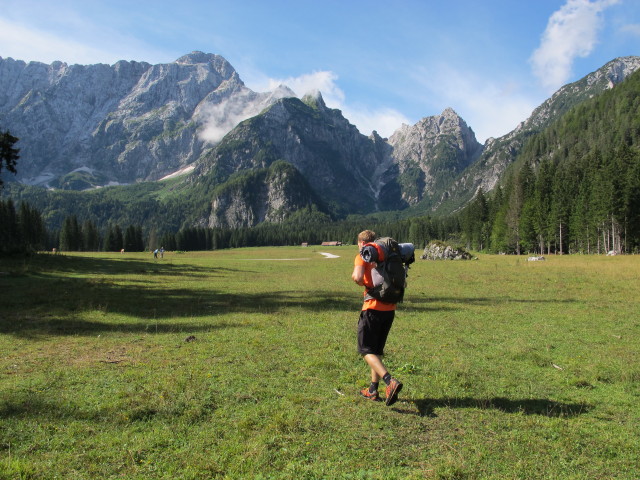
{"left": 352, "top": 265, "right": 365, "bottom": 286}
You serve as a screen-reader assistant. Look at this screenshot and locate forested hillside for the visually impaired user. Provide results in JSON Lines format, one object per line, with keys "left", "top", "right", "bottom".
{"left": 460, "top": 70, "right": 640, "bottom": 254}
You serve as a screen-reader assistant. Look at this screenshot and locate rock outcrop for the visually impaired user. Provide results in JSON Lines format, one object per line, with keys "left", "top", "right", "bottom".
{"left": 421, "top": 241, "right": 473, "bottom": 260}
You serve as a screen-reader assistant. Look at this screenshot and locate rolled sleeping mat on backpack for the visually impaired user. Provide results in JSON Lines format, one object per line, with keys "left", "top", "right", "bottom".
{"left": 360, "top": 245, "right": 379, "bottom": 263}
{"left": 398, "top": 243, "right": 415, "bottom": 264}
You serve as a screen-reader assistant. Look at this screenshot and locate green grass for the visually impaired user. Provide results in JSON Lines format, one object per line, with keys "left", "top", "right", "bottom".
{"left": 1, "top": 249, "right": 639, "bottom": 479}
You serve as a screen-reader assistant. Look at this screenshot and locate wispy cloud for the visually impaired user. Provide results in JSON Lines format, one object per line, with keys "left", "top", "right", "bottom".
{"left": 530, "top": 0, "right": 620, "bottom": 92}
{"left": 265, "top": 71, "right": 345, "bottom": 106}
{"left": 0, "top": 18, "right": 108, "bottom": 64}
{"left": 197, "top": 91, "right": 265, "bottom": 145}
{"left": 198, "top": 87, "right": 297, "bottom": 144}
{"left": 254, "top": 71, "right": 409, "bottom": 137}
{"left": 0, "top": 14, "right": 169, "bottom": 65}
{"left": 410, "top": 65, "right": 537, "bottom": 143}
{"left": 620, "top": 23, "right": 640, "bottom": 36}
{"left": 340, "top": 106, "right": 411, "bottom": 139}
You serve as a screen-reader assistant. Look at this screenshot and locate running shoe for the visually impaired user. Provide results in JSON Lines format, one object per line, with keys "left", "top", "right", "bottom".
{"left": 384, "top": 378, "right": 403, "bottom": 406}
{"left": 360, "top": 387, "right": 380, "bottom": 401}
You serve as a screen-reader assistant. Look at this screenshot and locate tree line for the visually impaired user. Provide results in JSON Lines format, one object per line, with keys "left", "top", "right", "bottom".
{"left": 0, "top": 200, "right": 149, "bottom": 254}
{"left": 0, "top": 195, "right": 462, "bottom": 255}
{"left": 156, "top": 214, "right": 460, "bottom": 251}
{"left": 3, "top": 68, "right": 640, "bottom": 256}
{"left": 459, "top": 71, "right": 640, "bottom": 254}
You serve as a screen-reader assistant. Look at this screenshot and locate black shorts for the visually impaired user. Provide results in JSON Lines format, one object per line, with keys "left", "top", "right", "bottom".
{"left": 357, "top": 309, "right": 395, "bottom": 356}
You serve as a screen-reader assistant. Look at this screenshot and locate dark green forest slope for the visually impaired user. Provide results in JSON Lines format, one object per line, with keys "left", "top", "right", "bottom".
{"left": 460, "top": 70, "right": 640, "bottom": 254}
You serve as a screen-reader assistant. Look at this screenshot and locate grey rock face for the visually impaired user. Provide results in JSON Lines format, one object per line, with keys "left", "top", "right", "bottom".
{"left": 0, "top": 52, "right": 293, "bottom": 188}
{"left": 204, "top": 161, "right": 318, "bottom": 228}
{"left": 195, "top": 92, "right": 392, "bottom": 220}
{"left": 387, "top": 108, "right": 483, "bottom": 206}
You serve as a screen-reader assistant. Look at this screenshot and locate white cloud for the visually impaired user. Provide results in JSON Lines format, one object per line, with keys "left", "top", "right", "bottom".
{"left": 266, "top": 71, "right": 345, "bottom": 106}
{"left": 530, "top": 0, "right": 620, "bottom": 92}
{"left": 197, "top": 89, "right": 294, "bottom": 144}
{"left": 254, "top": 70, "right": 409, "bottom": 137}
{"left": 410, "top": 65, "right": 537, "bottom": 144}
{"left": 0, "top": 15, "right": 169, "bottom": 65}
{"left": 339, "top": 106, "right": 410, "bottom": 139}
{"left": 621, "top": 23, "right": 640, "bottom": 36}
{"left": 0, "top": 18, "right": 107, "bottom": 64}
{"left": 197, "top": 94, "right": 262, "bottom": 145}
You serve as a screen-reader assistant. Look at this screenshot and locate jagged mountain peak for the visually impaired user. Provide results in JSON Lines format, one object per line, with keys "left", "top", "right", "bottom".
{"left": 0, "top": 52, "right": 293, "bottom": 188}
{"left": 176, "top": 51, "right": 226, "bottom": 65}
{"left": 301, "top": 90, "right": 326, "bottom": 108}
{"left": 390, "top": 108, "right": 478, "bottom": 147}
{"left": 390, "top": 107, "right": 470, "bottom": 140}
{"left": 385, "top": 106, "right": 483, "bottom": 209}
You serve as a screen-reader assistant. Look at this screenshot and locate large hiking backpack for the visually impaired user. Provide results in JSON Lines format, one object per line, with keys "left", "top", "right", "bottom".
{"left": 360, "top": 237, "right": 415, "bottom": 303}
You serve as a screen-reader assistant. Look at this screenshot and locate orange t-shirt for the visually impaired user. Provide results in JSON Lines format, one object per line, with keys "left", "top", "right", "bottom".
{"left": 354, "top": 254, "right": 396, "bottom": 311}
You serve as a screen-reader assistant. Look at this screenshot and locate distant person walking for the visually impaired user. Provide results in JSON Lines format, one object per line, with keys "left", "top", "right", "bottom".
{"left": 351, "top": 230, "right": 403, "bottom": 406}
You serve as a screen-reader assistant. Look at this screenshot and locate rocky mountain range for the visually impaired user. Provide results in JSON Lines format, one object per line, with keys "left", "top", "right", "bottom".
{"left": 0, "top": 51, "right": 293, "bottom": 189}
{"left": 2, "top": 52, "right": 640, "bottom": 229}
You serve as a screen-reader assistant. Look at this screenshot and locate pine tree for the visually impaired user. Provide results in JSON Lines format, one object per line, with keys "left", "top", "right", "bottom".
{"left": 60, "top": 215, "right": 82, "bottom": 251}
{"left": 18, "top": 202, "right": 46, "bottom": 252}
{"left": 104, "top": 224, "right": 123, "bottom": 252}
{"left": 124, "top": 225, "right": 139, "bottom": 252}
{"left": 0, "top": 199, "right": 19, "bottom": 254}
{"left": 82, "top": 220, "right": 101, "bottom": 251}
{"left": 0, "top": 130, "right": 19, "bottom": 188}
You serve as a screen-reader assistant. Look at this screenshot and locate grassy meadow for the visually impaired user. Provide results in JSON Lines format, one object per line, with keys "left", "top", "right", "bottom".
{"left": 0, "top": 247, "right": 639, "bottom": 479}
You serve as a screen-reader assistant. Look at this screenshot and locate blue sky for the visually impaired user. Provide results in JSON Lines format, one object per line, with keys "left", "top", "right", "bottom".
{"left": 1, "top": 0, "right": 639, "bottom": 142}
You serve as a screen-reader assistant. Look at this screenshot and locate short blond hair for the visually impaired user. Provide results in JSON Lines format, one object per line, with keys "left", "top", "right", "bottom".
{"left": 358, "top": 230, "right": 376, "bottom": 244}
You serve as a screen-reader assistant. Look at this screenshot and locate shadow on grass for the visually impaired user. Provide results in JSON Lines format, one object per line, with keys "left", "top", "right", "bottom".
{"left": 409, "top": 397, "right": 590, "bottom": 418}
{"left": 0, "top": 393, "right": 211, "bottom": 423}
{"left": 0, "top": 254, "right": 457, "bottom": 337}
{"left": 0, "top": 252, "right": 229, "bottom": 277}
{"left": 406, "top": 296, "right": 579, "bottom": 306}
{"left": 0, "top": 253, "right": 577, "bottom": 338}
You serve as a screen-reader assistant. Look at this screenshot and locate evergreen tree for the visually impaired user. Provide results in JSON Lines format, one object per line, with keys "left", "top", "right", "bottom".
{"left": 82, "top": 220, "right": 101, "bottom": 251}
{"left": 18, "top": 202, "right": 46, "bottom": 252}
{"left": 59, "top": 215, "right": 82, "bottom": 251}
{"left": 0, "top": 199, "right": 20, "bottom": 254}
{"left": 124, "top": 224, "right": 144, "bottom": 252}
{"left": 0, "top": 130, "right": 19, "bottom": 188}
{"left": 104, "top": 224, "right": 124, "bottom": 252}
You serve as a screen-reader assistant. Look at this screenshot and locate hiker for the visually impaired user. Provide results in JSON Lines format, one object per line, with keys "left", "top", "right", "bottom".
{"left": 351, "top": 230, "right": 403, "bottom": 406}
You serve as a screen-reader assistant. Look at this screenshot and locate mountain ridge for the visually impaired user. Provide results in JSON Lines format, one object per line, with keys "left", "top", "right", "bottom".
{"left": 0, "top": 51, "right": 293, "bottom": 188}
{"left": 2, "top": 52, "right": 640, "bottom": 230}
{"left": 438, "top": 56, "right": 640, "bottom": 215}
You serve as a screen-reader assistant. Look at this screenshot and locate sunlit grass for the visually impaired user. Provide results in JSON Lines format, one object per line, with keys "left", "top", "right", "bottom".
{"left": 1, "top": 249, "right": 639, "bottom": 478}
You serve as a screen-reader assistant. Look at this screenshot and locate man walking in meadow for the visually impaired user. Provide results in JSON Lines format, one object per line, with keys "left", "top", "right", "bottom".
{"left": 351, "top": 230, "right": 403, "bottom": 406}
